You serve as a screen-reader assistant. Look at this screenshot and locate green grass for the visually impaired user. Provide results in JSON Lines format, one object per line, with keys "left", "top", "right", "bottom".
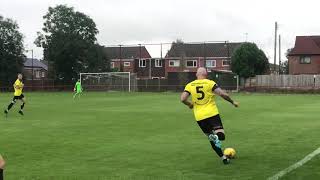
{"left": 0, "top": 92, "right": 319, "bottom": 180}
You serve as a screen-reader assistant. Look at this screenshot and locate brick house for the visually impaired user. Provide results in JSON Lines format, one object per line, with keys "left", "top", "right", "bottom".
{"left": 164, "top": 42, "right": 242, "bottom": 77}
{"left": 104, "top": 46, "right": 165, "bottom": 79}
{"left": 23, "top": 58, "right": 48, "bottom": 80}
{"left": 288, "top": 36, "right": 320, "bottom": 74}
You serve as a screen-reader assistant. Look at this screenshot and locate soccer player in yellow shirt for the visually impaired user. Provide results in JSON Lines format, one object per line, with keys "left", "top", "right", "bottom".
{"left": 4, "top": 73, "right": 26, "bottom": 116}
{"left": 181, "top": 67, "right": 239, "bottom": 164}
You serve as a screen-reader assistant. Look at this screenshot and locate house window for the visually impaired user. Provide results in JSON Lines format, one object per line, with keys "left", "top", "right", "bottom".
{"left": 300, "top": 56, "right": 311, "bottom": 64}
{"left": 169, "top": 60, "right": 180, "bottom": 67}
{"left": 206, "top": 60, "right": 216, "bottom": 67}
{"left": 222, "top": 60, "right": 231, "bottom": 66}
{"left": 139, "top": 59, "right": 146, "bottom": 67}
{"left": 36, "top": 71, "right": 40, "bottom": 78}
{"left": 111, "top": 62, "right": 115, "bottom": 68}
{"left": 41, "top": 72, "right": 45, "bottom": 78}
{"left": 155, "top": 59, "right": 162, "bottom": 67}
{"left": 124, "top": 62, "right": 130, "bottom": 67}
{"left": 186, "top": 60, "right": 197, "bottom": 67}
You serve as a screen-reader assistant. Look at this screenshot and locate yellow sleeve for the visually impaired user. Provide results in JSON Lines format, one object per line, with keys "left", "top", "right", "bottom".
{"left": 14, "top": 80, "right": 21, "bottom": 88}
{"left": 14, "top": 80, "right": 18, "bottom": 87}
{"left": 184, "top": 83, "right": 192, "bottom": 94}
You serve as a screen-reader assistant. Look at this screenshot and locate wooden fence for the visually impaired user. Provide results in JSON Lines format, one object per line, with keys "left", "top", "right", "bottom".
{"left": 255, "top": 75, "right": 320, "bottom": 88}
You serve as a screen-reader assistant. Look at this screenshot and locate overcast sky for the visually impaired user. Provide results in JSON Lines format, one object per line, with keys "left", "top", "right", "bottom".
{"left": 1, "top": 0, "right": 319, "bottom": 63}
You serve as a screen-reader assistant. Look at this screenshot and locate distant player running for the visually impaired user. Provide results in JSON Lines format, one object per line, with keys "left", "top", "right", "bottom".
{"left": 0, "top": 155, "right": 5, "bottom": 180}
{"left": 73, "top": 79, "right": 83, "bottom": 99}
{"left": 4, "top": 73, "right": 26, "bottom": 116}
{"left": 180, "top": 67, "right": 239, "bottom": 164}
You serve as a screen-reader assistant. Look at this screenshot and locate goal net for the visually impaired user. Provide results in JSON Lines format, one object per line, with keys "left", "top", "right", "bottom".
{"left": 80, "top": 72, "right": 137, "bottom": 92}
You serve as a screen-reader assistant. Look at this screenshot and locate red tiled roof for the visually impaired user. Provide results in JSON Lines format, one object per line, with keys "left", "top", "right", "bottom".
{"left": 104, "top": 46, "right": 151, "bottom": 59}
{"left": 289, "top": 36, "right": 320, "bottom": 56}
{"left": 165, "top": 42, "right": 242, "bottom": 58}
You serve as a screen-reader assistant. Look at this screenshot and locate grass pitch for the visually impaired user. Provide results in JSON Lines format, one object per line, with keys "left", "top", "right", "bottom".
{"left": 0, "top": 92, "right": 319, "bottom": 179}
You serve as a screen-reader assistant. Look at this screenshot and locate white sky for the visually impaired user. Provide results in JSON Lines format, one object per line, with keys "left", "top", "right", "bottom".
{"left": 1, "top": 0, "right": 319, "bottom": 63}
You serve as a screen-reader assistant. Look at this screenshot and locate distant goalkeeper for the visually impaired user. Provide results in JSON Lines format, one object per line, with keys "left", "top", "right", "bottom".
{"left": 73, "top": 79, "right": 83, "bottom": 99}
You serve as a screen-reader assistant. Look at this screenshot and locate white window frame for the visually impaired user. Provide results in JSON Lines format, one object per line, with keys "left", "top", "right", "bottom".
{"left": 206, "top": 60, "right": 216, "bottom": 67}
{"left": 155, "top": 59, "right": 162, "bottom": 67}
{"left": 186, "top": 60, "right": 197, "bottom": 68}
{"left": 300, "top": 56, "right": 311, "bottom": 64}
{"left": 123, "top": 62, "right": 131, "bottom": 67}
{"left": 41, "top": 71, "right": 45, "bottom": 78}
{"left": 111, "top": 62, "right": 115, "bottom": 68}
{"left": 139, "top": 59, "right": 146, "bottom": 67}
{"left": 169, "top": 60, "right": 180, "bottom": 67}
{"left": 36, "top": 71, "right": 40, "bottom": 78}
{"left": 152, "top": 77, "right": 160, "bottom": 79}
{"left": 222, "top": 60, "right": 231, "bottom": 67}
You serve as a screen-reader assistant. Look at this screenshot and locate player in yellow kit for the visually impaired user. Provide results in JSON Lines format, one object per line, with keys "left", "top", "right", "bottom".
{"left": 180, "top": 67, "right": 239, "bottom": 164}
{"left": 4, "top": 73, "right": 26, "bottom": 116}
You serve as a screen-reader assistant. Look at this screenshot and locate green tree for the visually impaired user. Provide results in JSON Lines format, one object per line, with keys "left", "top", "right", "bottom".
{"left": 170, "top": 39, "right": 189, "bottom": 86}
{"left": 280, "top": 60, "right": 289, "bottom": 74}
{"left": 35, "top": 5, "right": 109, "bottom": 82}
{"left": 231, "top": 42, "right": 269, "bottom": 78}
{"left": 85, "top": 44, "right": 109, "bottom": 72}
{"left": 0, "top": 15, "right": 25, "bottom": 86}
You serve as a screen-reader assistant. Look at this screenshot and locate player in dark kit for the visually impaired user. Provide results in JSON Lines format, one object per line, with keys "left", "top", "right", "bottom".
{"left": 181, "top": 67, "right": 239, "bottom": 164}
{"left": 4, "top": 73, "right": 26, "bottom": 116}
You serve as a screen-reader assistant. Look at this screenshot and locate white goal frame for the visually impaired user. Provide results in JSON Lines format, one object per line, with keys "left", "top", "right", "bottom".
{"left": 79, "top": 72, "right": 131, "bottom": 92}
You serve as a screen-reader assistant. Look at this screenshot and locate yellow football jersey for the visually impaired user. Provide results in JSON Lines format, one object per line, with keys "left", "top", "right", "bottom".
{"left": 184, "top": 79, "right": 219, "bottom": 121}
{"left": 14, "top": 79, "right": 23, "bottom": 96}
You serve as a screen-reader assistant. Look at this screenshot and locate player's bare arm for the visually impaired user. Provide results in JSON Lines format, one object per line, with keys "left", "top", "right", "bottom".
{"left": 214, "top": 87, "right": 239, "bottom": 107}
{"left": 0, "top": 155, "right": 5, "bottom": 169}
{"left": 13, "top": 84, "right": 20, "bottom": 89}
{"left": 180, "top": 91, "right": 193, "bottom": 109}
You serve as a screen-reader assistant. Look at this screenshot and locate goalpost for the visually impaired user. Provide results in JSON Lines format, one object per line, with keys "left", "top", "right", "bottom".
{"left": 79, "top": 72, "right": 135, "bottom": 92}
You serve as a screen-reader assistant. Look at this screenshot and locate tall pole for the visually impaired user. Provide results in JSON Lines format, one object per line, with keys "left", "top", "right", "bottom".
{"left": 227, "top": 41, "right": 230, "bottom": 60}
{"left": 274, "top": 22, "right": 278, "bottom": 73}
{"left": 119, "top": 45, "right": 122, "bottom": 72}
{"left": 279, "top": 34, "right": 281, "bottom": 74}
{"left": 160, "top": 43, "right": 163, "bottom": 59}
{"left": 31, "top": 49, "right": 34, "bottom": 91}
{"left": 203, "top": 42, "right": 206, "bottom": 68}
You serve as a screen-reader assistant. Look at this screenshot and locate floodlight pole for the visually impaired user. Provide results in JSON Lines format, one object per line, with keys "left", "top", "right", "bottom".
{"left": 236, "top": 75, "right": 239, "bottom": 92}
{"left": 128, "top": 72, "right": 131, "bottom": 92}
{"left": 26, "top": 49, "right": 34, "bottom": 91}
{"left": 31, "top": 49, "right": 34, "bottom": 91}
{"left": 279, "top": 34, "right": 282, "bottom": 74}
{"left": 274, "top": 22, "right": 278, "bottom": 73}
{"left": 119, "top": 45, "right": 123, "bottom": 72}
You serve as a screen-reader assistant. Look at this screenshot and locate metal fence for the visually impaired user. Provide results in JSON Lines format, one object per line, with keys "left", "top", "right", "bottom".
{"left": 0, "top": 72, "right": 238, "bottom": 92}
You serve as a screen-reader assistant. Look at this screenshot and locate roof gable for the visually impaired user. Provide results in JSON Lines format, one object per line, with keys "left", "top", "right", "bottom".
{"left": 104, "top": 46, "right": 151, "bottom": 59}
{"left": 24, "top": 58, "right": 48, "bottom": 70}
{"left": 289, "top": 36, "right": 320, "bottom": 56}
{"left": 165, "top": 42, "right": 242, "bottom": 58}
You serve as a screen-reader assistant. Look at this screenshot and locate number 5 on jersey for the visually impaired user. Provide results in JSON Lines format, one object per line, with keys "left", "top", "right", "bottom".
{"left": 196, "top": 86, "right": 205, "bottom": 100}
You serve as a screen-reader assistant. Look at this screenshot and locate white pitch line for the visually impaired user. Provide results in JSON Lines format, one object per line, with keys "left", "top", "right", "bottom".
{"left": 267, "top": 147, "right": 320, "bottom": 180}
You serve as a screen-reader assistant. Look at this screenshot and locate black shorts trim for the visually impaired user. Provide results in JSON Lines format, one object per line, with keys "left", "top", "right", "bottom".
{"left": 13, "top": 94, "right": 24, "bottom": 100}
{"left": 197, "top": 114, "right": 224, "bottom": 134}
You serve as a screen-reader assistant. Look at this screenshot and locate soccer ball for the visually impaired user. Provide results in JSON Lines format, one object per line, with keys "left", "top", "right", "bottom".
{"left": 224, "top": 148, "right": 236, "bottom": 159}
